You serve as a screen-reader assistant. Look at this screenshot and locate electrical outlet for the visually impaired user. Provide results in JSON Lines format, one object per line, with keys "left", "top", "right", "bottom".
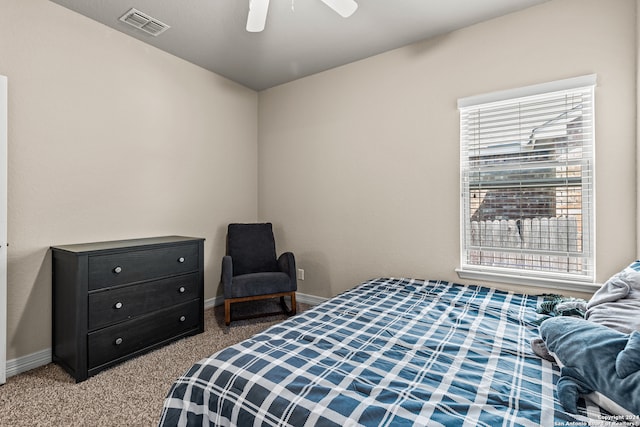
{"left": 297, "top": 268, "right": 305, "bottom": 281}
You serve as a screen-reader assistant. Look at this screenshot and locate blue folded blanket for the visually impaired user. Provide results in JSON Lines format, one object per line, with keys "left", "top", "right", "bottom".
{"left": 540, "top": 316, "right": 640, "bottom": 415}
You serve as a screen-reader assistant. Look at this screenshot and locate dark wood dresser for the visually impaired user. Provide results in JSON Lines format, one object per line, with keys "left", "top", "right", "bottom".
{"left": 51, "top": 236, "right": 205, "bottom": 382}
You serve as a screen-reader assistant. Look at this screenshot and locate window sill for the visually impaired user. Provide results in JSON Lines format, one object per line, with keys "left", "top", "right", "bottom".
{"left": 455, "top": 267, "right": 602, "bottom": 293}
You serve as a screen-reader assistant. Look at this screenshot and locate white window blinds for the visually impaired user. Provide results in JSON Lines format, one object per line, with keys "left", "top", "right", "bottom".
{"left": 458, "top": 75, "right": 596, "bottom": 285}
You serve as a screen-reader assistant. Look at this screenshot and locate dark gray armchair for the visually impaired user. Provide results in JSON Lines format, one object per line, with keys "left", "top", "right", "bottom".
{"left": 222, "top": 223, "right": 297, "bottom": 325}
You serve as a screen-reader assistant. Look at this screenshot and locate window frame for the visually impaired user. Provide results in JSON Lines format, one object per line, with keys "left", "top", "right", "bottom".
{"left": 456, "top": 75, "right": 598, "bottom": 292}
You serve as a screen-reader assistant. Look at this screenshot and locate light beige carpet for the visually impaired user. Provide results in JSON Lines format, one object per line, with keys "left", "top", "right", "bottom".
{"left": 0, "top": 300, "right": 307, "bottom": 427}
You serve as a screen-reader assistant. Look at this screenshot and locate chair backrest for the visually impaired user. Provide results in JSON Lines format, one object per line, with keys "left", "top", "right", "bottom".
{"left": 227, "top": 223, "right": 279, "bottom": 276}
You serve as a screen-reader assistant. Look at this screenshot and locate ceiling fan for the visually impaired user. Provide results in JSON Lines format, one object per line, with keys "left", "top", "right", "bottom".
{"left": 247, "top": 0, "right": 359, "bottom": 32}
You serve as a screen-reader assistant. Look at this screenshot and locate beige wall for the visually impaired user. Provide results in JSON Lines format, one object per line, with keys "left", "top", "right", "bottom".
{"left": 0, "top": 0, "right": 258, "bottom": 360}
{"left": 258, "top": 0, "right": 637, "bottom": 300}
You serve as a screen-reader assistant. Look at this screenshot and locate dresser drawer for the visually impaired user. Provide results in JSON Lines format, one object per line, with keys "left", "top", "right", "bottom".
{"left": 88, "top": 244, "right": 198, "bottom": 290}
{"left": 87, "top": 300, "right": 200, "bottom": 370}
{"left": 88, "top": 273, "right": 199, "bottom": 330}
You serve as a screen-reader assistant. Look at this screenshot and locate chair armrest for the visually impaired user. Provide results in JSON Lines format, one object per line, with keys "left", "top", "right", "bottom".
{"left": 277, "top": 252, "right": 297, "bottom": 291}
{"left": 221, "top": 255, "right": 233, "bottom": 297}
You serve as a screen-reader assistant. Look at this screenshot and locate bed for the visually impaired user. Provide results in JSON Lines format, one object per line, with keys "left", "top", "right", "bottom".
{"left": 159, "top": 277, "right": 598, "bottom": 426}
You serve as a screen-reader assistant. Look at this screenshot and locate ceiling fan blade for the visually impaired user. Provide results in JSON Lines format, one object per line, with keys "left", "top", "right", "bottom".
{"left": 319, "top": 0, "right": 358, "bottom": 18}
{"left": 246, "top": 0, "right": 270, "bottom": 32}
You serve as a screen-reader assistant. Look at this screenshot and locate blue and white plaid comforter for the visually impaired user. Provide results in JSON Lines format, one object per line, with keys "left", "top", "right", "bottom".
{"left": 159, "top": 278, "right": 592, "bottom": 426}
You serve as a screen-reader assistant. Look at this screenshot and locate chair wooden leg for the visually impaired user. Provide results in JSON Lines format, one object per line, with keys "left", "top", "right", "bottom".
{"left": 280, "top": 292, "right": 296, "bottom": 316}
{"left": 290, "top": 292, "right": 296, "bottom": 315}
{"left": 224, "top": 299, "right": 231, "bottom": 326}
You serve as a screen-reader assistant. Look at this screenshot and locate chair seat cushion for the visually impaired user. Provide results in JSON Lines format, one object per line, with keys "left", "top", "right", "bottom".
{"left": 229, "top": 272, "right": 292, "bottom": 299}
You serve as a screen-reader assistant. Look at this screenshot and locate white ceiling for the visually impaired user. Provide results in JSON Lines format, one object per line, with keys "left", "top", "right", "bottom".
{"left": 49, "top": 0, "right": 549, "bottom": 91}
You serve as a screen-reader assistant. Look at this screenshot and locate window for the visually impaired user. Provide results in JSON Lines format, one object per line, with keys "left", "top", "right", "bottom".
{"left": 457, "top": 75, "right": 596, "bottom": 289}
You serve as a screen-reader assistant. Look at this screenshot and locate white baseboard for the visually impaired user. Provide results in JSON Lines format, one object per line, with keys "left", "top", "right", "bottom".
{"left": 295, "top": 292, "right": 328, "bottom": 306}
{"left": 6, "top": 292, "right": 327, "bottom": 379}
{"left": 205, "top": 295, "right": 224, "bottom": 309}
{"left": 6, "top": 347, "right": 52, "bottom": 378}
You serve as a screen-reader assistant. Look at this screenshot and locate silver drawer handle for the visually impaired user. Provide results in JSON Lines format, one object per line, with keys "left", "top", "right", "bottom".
{"left": 113, "top": 266, "right": 122, "bottom": 274}
{"left": 115, "top": 337, "right": 123, "bottom": 345}
{"left": 179, "top": 316, "right": 186, "bottom": 322}
{"left": 178, "top": 257, "right": 185, "bottom": 263}
{"left": 179, "top": 286, "right": 185, "bottom": 293}
{"left": 114, "top": 302, "right": 123, "bottom": 309}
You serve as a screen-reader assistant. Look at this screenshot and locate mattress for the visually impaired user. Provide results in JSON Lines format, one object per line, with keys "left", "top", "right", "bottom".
{"left": 159, "top": 277, "right": 594, "bottom": 426}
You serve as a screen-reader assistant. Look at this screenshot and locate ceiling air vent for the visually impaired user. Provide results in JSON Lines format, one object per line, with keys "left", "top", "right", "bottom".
{"left": 119, "top": 8, "right": 170, "bottom": 37}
